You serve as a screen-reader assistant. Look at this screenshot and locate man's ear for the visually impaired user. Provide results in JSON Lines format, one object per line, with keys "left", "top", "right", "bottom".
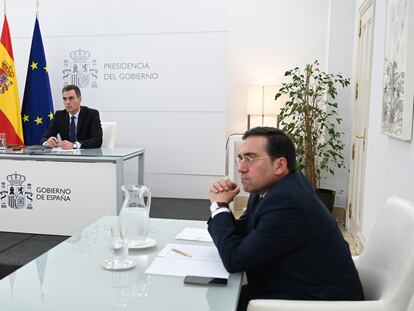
{"left": 273, "top": 157, "right": 288, "bottom": 175}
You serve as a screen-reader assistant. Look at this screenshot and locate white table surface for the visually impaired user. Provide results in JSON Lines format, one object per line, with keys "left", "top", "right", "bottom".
{"left": 0, "top": 216, "right": 242, "bottom": 310}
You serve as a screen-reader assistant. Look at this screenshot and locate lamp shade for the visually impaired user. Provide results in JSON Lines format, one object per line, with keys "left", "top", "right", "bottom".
{"left": 247, "top": 85, "right": 283, "bottom": 115}
{"left": 263, "top": 86, "right": 280, "bottom": 115}
{"left": 247, "top": 86, "right": 264, "bottom": 115}
{"left": 246, "top": 85, "right": 286, "bottom": 129}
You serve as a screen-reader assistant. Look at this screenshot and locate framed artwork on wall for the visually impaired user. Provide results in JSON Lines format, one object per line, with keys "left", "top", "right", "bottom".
{"left": 382, "top": 0, "right": 414, "bottom": 141}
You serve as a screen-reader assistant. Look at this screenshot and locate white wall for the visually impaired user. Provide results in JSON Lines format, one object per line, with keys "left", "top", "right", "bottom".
{"left": 353, "top": 0, "right": 414, "bottom": 240}
{"left": 227, "top": 0, "right": 331, "bottom": 134}
{"left": 323, "top": 0, "right": 356, "bottom": 207}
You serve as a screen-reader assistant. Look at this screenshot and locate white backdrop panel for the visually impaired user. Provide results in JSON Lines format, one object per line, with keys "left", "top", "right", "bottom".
{"left": 13, "top": 32, "right": 227, "bottom": 112}
{"left": 100, "top": 111, "right": 226, "bottom": 176}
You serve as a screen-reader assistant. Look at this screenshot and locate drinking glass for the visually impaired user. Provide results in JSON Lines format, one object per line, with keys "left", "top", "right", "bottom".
{"left": 102, "top": 225, "right": 136, "bottom": 270}
{"left": 0, "top": 133, "right": 6, "bottom": 149}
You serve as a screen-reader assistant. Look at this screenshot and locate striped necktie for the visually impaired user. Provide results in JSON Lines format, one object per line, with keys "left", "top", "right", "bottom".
{"left": 257, "top": 195, "right": 263, "bottom": 207}
{"left": 69, "top": 116, "right": 76, "bottom": 142}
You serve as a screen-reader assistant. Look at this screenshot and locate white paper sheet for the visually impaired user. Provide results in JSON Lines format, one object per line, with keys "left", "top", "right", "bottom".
{"left": 51, "top": 147, "right": 83, "bottom": 153}
{"left": 145, "top": 257, "right": 229, "bottom": 278}
{"left": 158, "top": 243, "right": 221, "bottom": 261}
{"left": 175, "top": 227, "right": 213, "bottom": 243}
{"left": 145, "top": 243, "right": 229, "bottom": 278}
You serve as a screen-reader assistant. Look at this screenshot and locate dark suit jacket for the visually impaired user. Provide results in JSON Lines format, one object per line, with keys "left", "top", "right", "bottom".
{"left": 208, "top": 171, "right": 364, "bottom": 301}
{"left": 41, "top": 106, "right": 102, "bottom": 148}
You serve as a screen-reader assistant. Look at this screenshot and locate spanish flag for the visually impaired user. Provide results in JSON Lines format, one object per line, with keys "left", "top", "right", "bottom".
{"left": 0, "top": 15, "right": 24, "bottom": 145}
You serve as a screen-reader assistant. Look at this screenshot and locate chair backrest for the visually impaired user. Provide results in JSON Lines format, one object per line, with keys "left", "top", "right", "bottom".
{"left": 101, "top": 121, "right": 117, "bottom": 148}
{"left": 355, "top": 195, "right": 414, "bottom": 309}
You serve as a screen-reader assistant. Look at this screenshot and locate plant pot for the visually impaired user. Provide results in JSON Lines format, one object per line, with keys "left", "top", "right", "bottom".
{"left": 315, "top": 188, "right": 335, "bottom": 213}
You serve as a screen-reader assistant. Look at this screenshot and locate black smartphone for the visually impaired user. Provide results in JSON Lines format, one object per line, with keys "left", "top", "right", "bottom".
{"left": 184, "top": 275, "right": 228, "bottom": 286}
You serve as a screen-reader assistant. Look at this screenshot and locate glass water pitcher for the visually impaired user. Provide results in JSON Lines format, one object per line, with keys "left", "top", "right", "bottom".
{"left": 119, "top": 184, "right": 151, "bottom": 247}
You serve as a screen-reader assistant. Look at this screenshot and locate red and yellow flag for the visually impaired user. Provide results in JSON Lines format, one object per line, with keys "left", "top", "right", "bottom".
{"left": 0, "top": 15, "right": 23, "bottom": 145}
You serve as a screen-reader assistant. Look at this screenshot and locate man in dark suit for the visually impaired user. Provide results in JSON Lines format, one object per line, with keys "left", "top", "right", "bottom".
{"left": 41, "top": 85, "right": 102, "bottom": 149}
{"left": 208, "top": 127, "right": 364, "bottom": 311}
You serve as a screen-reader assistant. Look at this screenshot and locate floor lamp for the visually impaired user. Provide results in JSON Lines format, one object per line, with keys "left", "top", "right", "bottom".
{"left": 246, "top": 86, "right": 281, "bottom": 129}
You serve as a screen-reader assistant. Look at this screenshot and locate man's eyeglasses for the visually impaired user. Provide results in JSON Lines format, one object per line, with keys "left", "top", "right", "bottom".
{"left": 236, "top": 155, "right": 270, "bottom": 166}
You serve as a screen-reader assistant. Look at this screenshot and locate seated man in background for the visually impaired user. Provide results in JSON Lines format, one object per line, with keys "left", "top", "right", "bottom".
{"left": 41, "top": 84, "right": 102, "bottom": 149}
{"left": 208, "top": 127, "right": 364, "bottom": 311}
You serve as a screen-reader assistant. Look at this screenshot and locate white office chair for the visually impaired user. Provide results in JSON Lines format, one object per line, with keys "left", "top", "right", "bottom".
{"left": 247, "top": 195, "right": 414, "bottom": 311}
{"left": 101, "top": 121, "right": 117, "bottom": 148}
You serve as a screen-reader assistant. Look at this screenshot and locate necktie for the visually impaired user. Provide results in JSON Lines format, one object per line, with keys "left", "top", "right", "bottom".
{"left": 252, "top": 195, "right": 263, "bottom": 216}
{"left": 70, "top": 116, "right": 76, "bottom": 142}
{"left": 255, "top": 195, "right": 263, "bottom": 209}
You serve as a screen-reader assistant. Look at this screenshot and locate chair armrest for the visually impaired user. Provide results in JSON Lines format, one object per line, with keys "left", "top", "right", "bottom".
{"left": 247, "top": 299, "right": 387, "bottom": 311}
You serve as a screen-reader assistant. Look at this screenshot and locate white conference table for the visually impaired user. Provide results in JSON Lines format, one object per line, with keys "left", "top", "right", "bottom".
{"left": 0, "top": 148, "right": 144, "bottom": 235}
{"left": 0, "top": 216, "right": 243, "bottom": 311}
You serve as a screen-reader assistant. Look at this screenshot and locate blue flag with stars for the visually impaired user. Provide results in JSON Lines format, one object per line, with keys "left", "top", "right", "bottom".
{"left": 21, "top": 17, "right": 54, "bottom": 146}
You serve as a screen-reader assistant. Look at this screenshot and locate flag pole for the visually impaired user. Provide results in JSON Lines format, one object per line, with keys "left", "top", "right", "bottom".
{"left": 4, "top": 0, "right": 6, "bottom": 15}
{"left": 36, "top": 0, "right": 39, "bottom": 18}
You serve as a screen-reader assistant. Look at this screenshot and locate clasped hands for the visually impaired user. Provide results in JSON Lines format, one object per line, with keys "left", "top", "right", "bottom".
{"left": 45, "top": 137, "right": 74, "bottom": 150}
{"left": 209, "top": 178, "right": 240, "bottom": 204}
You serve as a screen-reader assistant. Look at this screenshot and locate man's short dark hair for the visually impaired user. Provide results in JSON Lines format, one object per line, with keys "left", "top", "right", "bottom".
{"left": 243, "top": 127, "right": 296, "bottom": 172}
{"left": 62, "top": 85, "right": 81, "bottom": 97}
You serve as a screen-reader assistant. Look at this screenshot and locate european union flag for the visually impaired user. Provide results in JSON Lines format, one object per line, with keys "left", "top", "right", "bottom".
{"left": 21, "top": 17, "right": 54, "bottom": 146}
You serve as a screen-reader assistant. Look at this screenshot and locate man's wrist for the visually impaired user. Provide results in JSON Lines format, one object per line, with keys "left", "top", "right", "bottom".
{"left": 210, "top": 201, "right": 229, "bottom": 212}
{"left": 217, "top": 202, "right": 229, "bottom": 208}
{"left": 210, "top": 201, "right": 231, "bottom": 218}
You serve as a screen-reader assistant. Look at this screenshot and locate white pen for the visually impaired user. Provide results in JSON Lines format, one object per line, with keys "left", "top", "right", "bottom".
{"left": 172, "top": 248, "right": 192, "bottom": 257}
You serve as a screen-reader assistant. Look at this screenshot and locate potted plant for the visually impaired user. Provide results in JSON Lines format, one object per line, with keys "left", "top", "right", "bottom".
{"left": 275, "top": 60, "right": 350, "bottom": 212}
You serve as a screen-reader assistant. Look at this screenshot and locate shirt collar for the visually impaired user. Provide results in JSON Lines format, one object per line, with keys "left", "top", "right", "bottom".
{"left": 69, "top": 110, "right": 80, "bottom": 119}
